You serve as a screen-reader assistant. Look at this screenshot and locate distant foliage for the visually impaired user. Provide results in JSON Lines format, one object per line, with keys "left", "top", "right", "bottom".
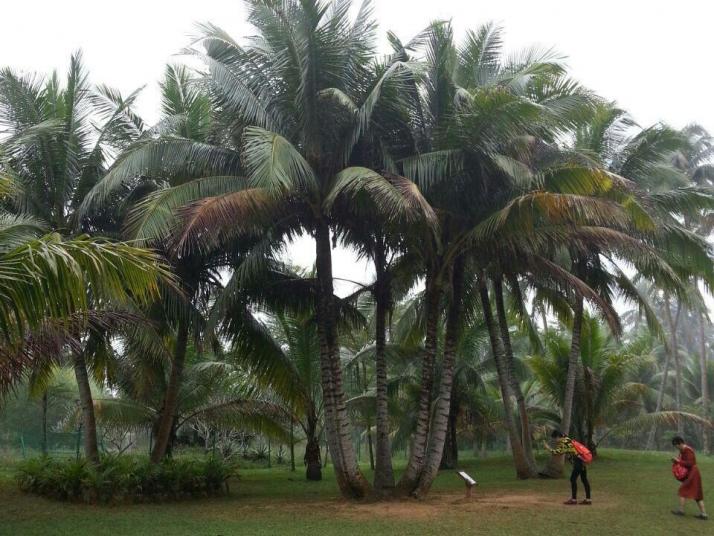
{"left": 16, "top": 455, "right": 235, "bottom": 503}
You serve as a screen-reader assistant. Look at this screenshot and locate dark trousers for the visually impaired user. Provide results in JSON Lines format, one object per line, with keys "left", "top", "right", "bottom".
{"left": 570, "top": 457, "right": 591, "bottom": 499}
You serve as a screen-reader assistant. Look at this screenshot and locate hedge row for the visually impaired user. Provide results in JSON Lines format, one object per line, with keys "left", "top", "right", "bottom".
{"left": 16, "top": 455, "right": 235, "bottom": 503}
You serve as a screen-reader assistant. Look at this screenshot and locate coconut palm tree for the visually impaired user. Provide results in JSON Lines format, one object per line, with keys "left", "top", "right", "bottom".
{"left": 535, "top": 102, "right": 714, "bottom": 475}
{"left": 0, "top": 53, "right": 171, "bottom": 463}
{"left": 671, "top": 124, "right": 714, "bottom": 453}
{"left": 0, "top": 225, "right": 170, "bottom": 462}
{"left": 390, "top": 21, "right": 645, "bottom": 493}
{"left": 81, "top": 0, "right": 433, "bottom": 498}
{"left": 72, "top": 63, "right": 239, "bottom": 464}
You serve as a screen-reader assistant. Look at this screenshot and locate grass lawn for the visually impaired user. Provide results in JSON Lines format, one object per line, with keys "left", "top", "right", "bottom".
{"left": 0, "top": 449, "right": 712, "bottom": 535}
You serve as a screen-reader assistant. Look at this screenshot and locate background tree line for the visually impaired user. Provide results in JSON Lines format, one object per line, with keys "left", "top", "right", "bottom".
{"left": 1, "top": 0, "right": 712, "bottom": 501}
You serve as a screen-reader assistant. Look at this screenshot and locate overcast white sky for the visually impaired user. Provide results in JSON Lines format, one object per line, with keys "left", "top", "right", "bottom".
{"left": 2, "top": 0, "right": 712, "bottom": 293}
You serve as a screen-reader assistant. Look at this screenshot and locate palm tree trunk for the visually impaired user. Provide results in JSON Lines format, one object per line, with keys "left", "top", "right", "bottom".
{"left": 367, "top": 424, "right": 374, "bottom": 470}
{"left": 561, "top": 296, "right": 584, "bottom": 438}
{"left": 305, "top": 430, "right": 323, "bottom": 481}
{"left": 663, "top": 296, "right": 683, "bottom": 434}
{"left": 542, "top": 295, "right": 583, "bottom": 478}
{"left": 72, "top": 351, "right": 100, "bottom": 465}
{"left": 414, "top": 258, "right": 465, "bottom": 496}
{"left": 315, "top": 221, "right": 370, "bottom": 498}
{"left": 647, "top": 338, "right": 671, "bottom": 450}
{"left": 587, "top": 419, "right": 596, "bottom": 455}
{"left": 398, "top": 269, "right": 441, "bottom": 494}
{"left": 290, "top": 416, "right": 296, "bottom": 472}
{"left": 699, "top": 312, "right": 711, "bottom": 454}
{"left": 493, "top": 278, "right": 537, "bottom": 477}
{"left": 41, "top": 392, "right": 48, "bottom": 456}
{"left": 151, "top": 319, "right": 188, "bottom": 463}
{"left": 478, "top": 278, "right": 533, "bottom": 479}
{"left": 439, "top": 401, "right": 458, "bottom": 470}
{"left": 373, "top": 242, "right": 395, "bottom": 494}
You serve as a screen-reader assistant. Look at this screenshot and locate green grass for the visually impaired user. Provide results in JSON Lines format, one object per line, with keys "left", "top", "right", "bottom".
{"left": 0, "top": 450, "right": 711, "bottom": 535}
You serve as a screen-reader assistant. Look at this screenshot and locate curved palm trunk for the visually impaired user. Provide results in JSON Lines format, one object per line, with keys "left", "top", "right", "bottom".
{"left": 315, "top": 222, "right": 370, "bottom": 498}
{"left": 493, "top": 278, "right": 537, "bottom": 477}
{"left": 542, "top": 296, "right": 583, "bottom": 478}
{"left": 398, "top": 270, "right": 441, "bottom": 494}
{"left": 699, "top": 313, "right": 711, "bottom": 454}
{"left": 72, "top": 351, "right": 100, "bottom": 465}
{"left": 151, "top": 320, "right": 188, "bottom": 463}
{"left": 414, "top": 258, "right": 465, "bottom": 497}
{"left": 373, "top": 243, "right": 395, "bottom": 494}
{"left": 478, "top": 279, "right": 532, "bottom": 479}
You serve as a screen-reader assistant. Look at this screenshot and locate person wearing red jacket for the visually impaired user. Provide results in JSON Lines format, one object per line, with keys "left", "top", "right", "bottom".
{"left": 545, "top": 430, "right": 591, "bottom": 505}
{"left": 671, "top": 436, "right": 707, "bottom": 520}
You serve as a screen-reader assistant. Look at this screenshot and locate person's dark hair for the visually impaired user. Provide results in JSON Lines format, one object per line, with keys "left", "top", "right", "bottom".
{"left": 672, "top": 436, "right": 685, "bottom": 446}
{"left": 551, "top": 430, "right": 565, "bottom": 439}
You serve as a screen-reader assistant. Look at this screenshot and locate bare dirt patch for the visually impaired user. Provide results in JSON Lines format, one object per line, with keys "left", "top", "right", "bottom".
{"left": 193, "top": 488, "right": 613, "bottom": 524}
{"left": 315, "top": 490, "right": 583, "bottom": 521}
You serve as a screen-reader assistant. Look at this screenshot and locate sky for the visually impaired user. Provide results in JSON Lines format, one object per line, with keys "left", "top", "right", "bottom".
{"left": 2, "top": 0, "right": 712, "bottom": 294}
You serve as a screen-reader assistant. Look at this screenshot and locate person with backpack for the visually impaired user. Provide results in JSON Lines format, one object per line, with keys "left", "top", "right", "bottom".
{"left": 671, "top": 436, "right": 707, "bottom": 520}
{"left": 544, "top": 430, "right": 592, "bottom": 505}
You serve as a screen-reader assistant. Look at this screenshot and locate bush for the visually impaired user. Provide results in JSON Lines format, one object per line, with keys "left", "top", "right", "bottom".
{"left": 15, "top": 455, "right": 236, "bottom": 504}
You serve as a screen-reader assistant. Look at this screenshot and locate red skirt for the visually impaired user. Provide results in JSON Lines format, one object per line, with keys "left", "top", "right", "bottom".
{"left": 678, "top": 465, "right": 704, "bottom": 501}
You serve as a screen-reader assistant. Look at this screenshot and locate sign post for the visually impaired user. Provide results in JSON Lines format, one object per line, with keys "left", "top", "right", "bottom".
{"left": 457, "top": 470, "right": 477, "bottom": 498}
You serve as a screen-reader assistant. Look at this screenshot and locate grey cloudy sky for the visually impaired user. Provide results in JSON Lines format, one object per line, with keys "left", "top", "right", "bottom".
{"left": 2, "top": 0, "right": 711, "bottom": 291}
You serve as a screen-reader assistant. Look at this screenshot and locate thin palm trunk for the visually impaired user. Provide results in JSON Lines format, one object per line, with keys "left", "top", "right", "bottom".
{"left": 561, "top": 296, "right": 584, "bottom": 437}
{"left": 699, "top": 313, "right": 710, "bottom": 454}
{"left": 478, "top": 279, "right": 532, "bottom": 479}
{"left": 290, "top": 416, "right": 296, "bottom": 472}
{"left": 647, "top": 339, "right": 671, "bottom": 450}
{"left": 663, "top": 296, "right": 683, "bottom": 434}
{"left": 41, "top": 392, "right": 48, "bottom": 456}
{"left": 415, "top": 258, "right": 465, "bottom": 496}
{"left": 373, "top": 242, "right": 395, "bottom": 493}
{"left": 673, "top": 327, "right": 683, "bottom": 436}
{"left": 542, "top": 295, "right": 583, "bottom": 477}
{"left": 72, "top": 351, "right": 100, "bottom": 465}
{"left": 398, "top": 270, "right": 441, "bottom": 493}
{"left": 493, "top": 278, "right": 537, "bottom": 477}
{"left": 151, "top": 320, "right": 188, "bottom": 463}
{"left": 315, "top": 221, "right": 370, "bottom": 497}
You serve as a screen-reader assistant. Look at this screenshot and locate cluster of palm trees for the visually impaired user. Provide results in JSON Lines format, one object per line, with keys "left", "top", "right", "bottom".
{"left": 1, "top": 0, "right": 712, "bottom": 501}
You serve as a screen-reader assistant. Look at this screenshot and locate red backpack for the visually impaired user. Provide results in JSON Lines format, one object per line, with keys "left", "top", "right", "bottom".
{"left": 672, "top": 461, "right": 689, "bottom": 481}
{"left": 571, "top": 439, "right": 593, "bottom": 464}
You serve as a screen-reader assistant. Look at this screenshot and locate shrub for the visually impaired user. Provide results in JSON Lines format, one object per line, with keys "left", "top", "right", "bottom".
{"left": 15, "top": 455, "right": 236, "bottom": 504}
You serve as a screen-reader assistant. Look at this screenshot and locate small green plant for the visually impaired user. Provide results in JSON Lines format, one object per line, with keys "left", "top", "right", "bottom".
{"left": 15, "top": 455, "right": 236, "bottom": 504}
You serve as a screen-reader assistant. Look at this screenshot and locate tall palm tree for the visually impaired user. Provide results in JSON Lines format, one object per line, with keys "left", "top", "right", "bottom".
{"left": 536, "top": 102, "right": 714, "bottom": 475}
{"left": 82, "top": 0, "right": 431, "bottom": 498}
{"left": 392, "top": 21, "right": 640, "bottom": 493}
{"left": 0, "top": 53, "right": 169, "bottom": 463}
{"left": 671, "top": 124, "right": 714, "bottom": 453}
{"left": 75, "top": 63, "right": 234, "bottom": 464}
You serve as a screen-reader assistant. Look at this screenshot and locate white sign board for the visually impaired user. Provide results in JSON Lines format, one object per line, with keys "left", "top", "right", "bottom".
{"left": 457, "top": 471, "right": 476, "bottom": 487}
